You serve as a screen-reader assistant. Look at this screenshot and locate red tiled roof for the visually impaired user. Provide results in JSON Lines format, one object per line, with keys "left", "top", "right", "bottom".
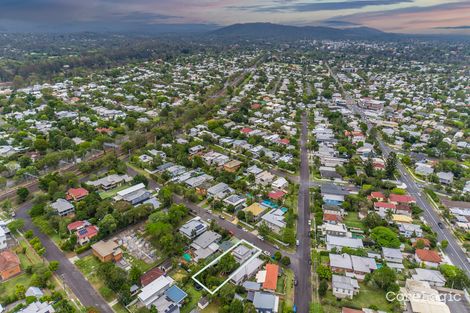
{"left": 140, "top": 267, "right": 165, "bottom": 286}
{"left": 67, "top": 220, "right": 86, "bottom": 231}
{"left": 0, "top": 250, "right": 20, "bottom": 272}
{"left": 416, "top": 249, "right": 442, "bottom": 263}
{"left": 251, "top": 103, "right": 261, "bottom": 110}
{"left": 240, "top": 127, "right": 253, "bottom": 134}
{"left": 370, "top": 192, "right": 385, "bottom": 199}
{"left": 77, "top": 226, "right": 99, "bottom": 239}
{"left": 390, "top": 194, "right": 415, "bottom": 203}
{"left": 374, "top": 202, "right": 396, "bottom": 209}
{"left": 66, "top": 187, "right": 89, "bottom": 201}
{"left": 278, "top": 138, "right": 290, "bottom": 145}
{"left": 263, "top": 264, "right": 279, "bottom": 290}
{"left": 323, "top": 213, "right": 342, "bottom": 222}
{"left": 268, "top": 191, "right": 286, "bottom": 200}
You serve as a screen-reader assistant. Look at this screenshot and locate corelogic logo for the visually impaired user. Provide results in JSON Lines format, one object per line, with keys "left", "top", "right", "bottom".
{"left": 386, "top": 291, "right": 462, "bottom": 302}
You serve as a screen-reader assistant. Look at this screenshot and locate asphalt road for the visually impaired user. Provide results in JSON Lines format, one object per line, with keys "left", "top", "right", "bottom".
{"left": 16, "top": 201, "right": 114, "bottom": 313}
{"left": 328, "top": 63, "right": 470, "bottom": 276}
{"left": 352, "top": 104, "right": 470, "bottom": 276}
{"left": 293, "top": 113, "right": 312, "bottom": 313}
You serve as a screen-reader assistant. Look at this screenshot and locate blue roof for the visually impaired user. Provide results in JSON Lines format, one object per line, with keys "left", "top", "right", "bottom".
{"left": 165, "top": 285, "right": 188, "bottom": 303}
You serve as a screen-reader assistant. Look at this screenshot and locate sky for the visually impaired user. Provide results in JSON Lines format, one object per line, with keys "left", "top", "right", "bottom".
{"left": 0, "top": 0, "right": 469, "bottom": 34}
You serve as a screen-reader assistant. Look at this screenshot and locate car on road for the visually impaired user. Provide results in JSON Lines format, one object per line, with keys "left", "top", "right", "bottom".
{"left": 154, "top": 187, "right": 160, "bottom": 193}
{"left": 296, "top": 239, "right": 300, "bottom": 246}
{"left": 228, "top": 230, "right": 234, "bottom": 236}
{"left": 294, "top": 279, "right": 298, "bottom": 286}
{"left": 438, "top": 222, "right": 444, "bottom": 229}
{"left": 263, "top": 250, "right": 271, "bottom": 257}
{"left": 207, "top": 218, "right": 212, "bottom": 223}
{"left": 308, "top": 220, "right": 312, "bottom": 226}
{"left": 274, "top": 244, "right": 280, "bottom": 250}
{"left": 219, "top": 215, "right": 225, "bottom": 220}
{"left": 257, "top": 235, "right": 264, "bottom": 241}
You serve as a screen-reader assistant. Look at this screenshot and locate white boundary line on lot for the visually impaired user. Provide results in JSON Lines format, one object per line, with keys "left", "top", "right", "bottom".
{"left": 191, "top": 239, "right": 262, "bottom": 295}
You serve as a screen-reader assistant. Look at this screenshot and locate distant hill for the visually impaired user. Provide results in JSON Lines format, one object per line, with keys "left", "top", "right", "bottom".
{"left": 210, "top": 22, "right": 392, "bottom": 40}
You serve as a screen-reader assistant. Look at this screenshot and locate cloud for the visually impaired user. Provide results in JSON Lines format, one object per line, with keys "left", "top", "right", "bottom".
{"left": 234, "top": 0, "right": 414, "bottom": 13}
{"left": 331, "top": 1, "right": 470, "bottom": 33}
{"left": 433, "top": 25, "right": 470, "bottom": 29}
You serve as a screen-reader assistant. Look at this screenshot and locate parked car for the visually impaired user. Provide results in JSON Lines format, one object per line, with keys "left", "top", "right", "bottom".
{"left": 296, "top": 239, "right": 300, "bottom": 246}
{"left": 438, "top": 222, "right": 444, "bottom": 229}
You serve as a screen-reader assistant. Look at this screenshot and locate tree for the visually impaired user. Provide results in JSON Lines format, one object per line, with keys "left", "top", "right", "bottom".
{"left": 218, "top": 254, "right": 239, "bottom": 274}
{"left": 316, "top": 264, "right": 332, "bottom": 280}
{"left": 369, "top": 266, "right": 396, "bottom": 291}
{"left": 229, "top": 299, "right": 244, "bottom": 313}
{"left": 132, "top": 174, "right": 149, "bottom": 187}
{"left": 273, "top": 251, "right": 282, "bottom": 261}
{"left": 439, "top": 264, "right": 470, "bottom": 290}
{"left": 385, "top": 152, "right": 397, "bottom": 178}
{"left": 15, "top": 284, "right": 26, "bottom": 299}
{"left": 158, "top": 187, "right": 173, "bottom": 207}
{"left": 49, "top": 261, "right": 60, "bottom": 272}
{"left": 364, "top": 157, "right": 374, "bottom": 177}
{"left": 319, "top": 279, "right": 328, "bottom": 297}
{"left": 7, "top": 219, "right": 24, "bottom": 233}
{"left": 281, "top": 256, "right": 291, "bottom": 266}
{"left": 440, "top": 240, "right": 448, "bottom": 250}
{"left": 17, "top": 187, "right": 30, "bottom": 203}
{"left": 129, "top": 265, "right": 143, "bottom": 284}
{"left": 244, "top": 302, "right": 257, "bottom": 313}
{"left": 98, "top": 214, "right": 118, "bottom": 235}
{"left": 371, "top": 226, "right": 400, "bottom": 248}
{"left": 258, "top": 222, "right": 270, "bottom": 238}
{"left": 363, "top": 212, "right": 385, "bottom": 229}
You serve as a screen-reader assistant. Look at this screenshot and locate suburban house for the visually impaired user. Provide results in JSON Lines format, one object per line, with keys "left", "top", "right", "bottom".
{"left": 138, "top": 275, "right": 174, "bottom": 307}
{"left": 65, "top": 187, "right": 89, "bottom": 201}
{"left": 415, "top": 249, "right": 443, "bottom": 267}
{"left": 86, "top": 174, "right": 132, "bottom": 190}
{"left": 231, "top": 257, "right": 264, "bottom": 285}
{"left": 179, "top": 219, "right": 207, "bottom": 239}
{"left": 412, "top": 268, "right": 446, "bottom": 287}
{"left": 17, "top": 302, "right": 55, "bottom": 313}
{"left": 113, "top": 183, "right": 152, "bottom": 206}
{"left": 382, "top": 247, "right": 403, "bottom": 264}
{"left": 329, "top": 253, "right": 377, "bottom": 281}
{"left": 260, "top": 209, "right": 286, "bottom": 234}
{"left": 437, "top": 171, "right": 454, "bottom": 185}
{"left": 262, "top": 264, "right": 279, "bottom": 291}
{"left": 140, "top": 267, "right": 165, "bottom": 287}
{"left": 326, "top": 235, "right": 363, "bottom": 251}
{"left": 91, "top": 240, "right": 123, "bottom": 262}
{"left": 244, "top": 203, "right": 267, "bottom": 221}
{"left": 321, "top": 223, "right": 349, "bottom": 238}
{"left": 271, "top": 177, "right": 288, "bottom": 191}
{"left": 190, "top": 231, "right": 221, "bottom": 261}
{"left": 332, "top": 274, "right": 359, "bottom": 299}
{"left": 255, "top": 171, "right": 275, "bottom": 186}
{"left": 223, "top": 194, "right": 246, "bottom": 210}
{"left": 252, "top": 291, "right": 279, "bottom": 313}
{"left": 207, "top": 182, "right": 234, "bottom": 199}
{"left": 398, "top": 223, "right": 423, "bottom": 238}
{"left": 223, "top": 160, "right": 242, "bottom": 173}
{"left": 0, "top": 250, "right": 21, "bottom": 280}
{"left": 50, "top": 199, "right": 75, "bottom": 217}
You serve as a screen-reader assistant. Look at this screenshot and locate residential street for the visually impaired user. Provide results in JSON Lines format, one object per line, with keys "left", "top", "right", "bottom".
{"left": 327, "top": 62, "right": 470, "bottom": 276}
{"left": 293, "top": 113, "right": 312, "bottom": 313}
{"left": 15, "top": 201, "right": 114, "bottom": 313}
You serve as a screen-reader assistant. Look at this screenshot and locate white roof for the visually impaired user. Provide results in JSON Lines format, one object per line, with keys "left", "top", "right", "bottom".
{"left": 117, "top": 183, "right": 146, "bottom": 197}
{"left": 138, "top": 275, "right": 174, "bottom": 303}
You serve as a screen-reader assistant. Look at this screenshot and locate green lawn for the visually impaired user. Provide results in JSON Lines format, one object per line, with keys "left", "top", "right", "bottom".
{"left": 283, "top": 269, "right": 295, "bottom": 307}
{"left": 112, "top": 303, "right": 128, "bottom": 313}
{"left": 343, "top": 212, "right": 364, "bottom": 229}
{"left": 75, "top": 255, "right": 117, "bottom": 302}
{"left": 32, "top": 216, "right": 62, "bottom": 244}
{"left": 181, "top": 283, "right": 202, "bottom": 313}
{"left": 99, "top": 184, "right": 132, "bottom": 199}
{"left": 0, "top": 273, "right": 33, "bottom": 302}
{"left": 201, "top": 302, "right": 220, "bottom": 313}
{"left": 321, "top": 282, "right": 394, "bottom": 312}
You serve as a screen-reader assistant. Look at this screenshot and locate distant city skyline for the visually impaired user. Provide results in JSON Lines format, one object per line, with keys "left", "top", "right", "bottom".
{"left": 0, "top": 0, "right": 469, "bottom": 34}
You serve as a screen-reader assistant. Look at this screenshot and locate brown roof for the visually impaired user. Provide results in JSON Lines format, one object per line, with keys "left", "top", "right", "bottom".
{"left": 0, "top": 250, "right": 20, "bottom": 272}
{"left": 416, "top": 249, "right": 442, "bottom": 263}
{"left": 140, "top": 267, "right": 165, "bottom": 286}
{"left": 263, "top": 263, "right": 279, "bottom": 290}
